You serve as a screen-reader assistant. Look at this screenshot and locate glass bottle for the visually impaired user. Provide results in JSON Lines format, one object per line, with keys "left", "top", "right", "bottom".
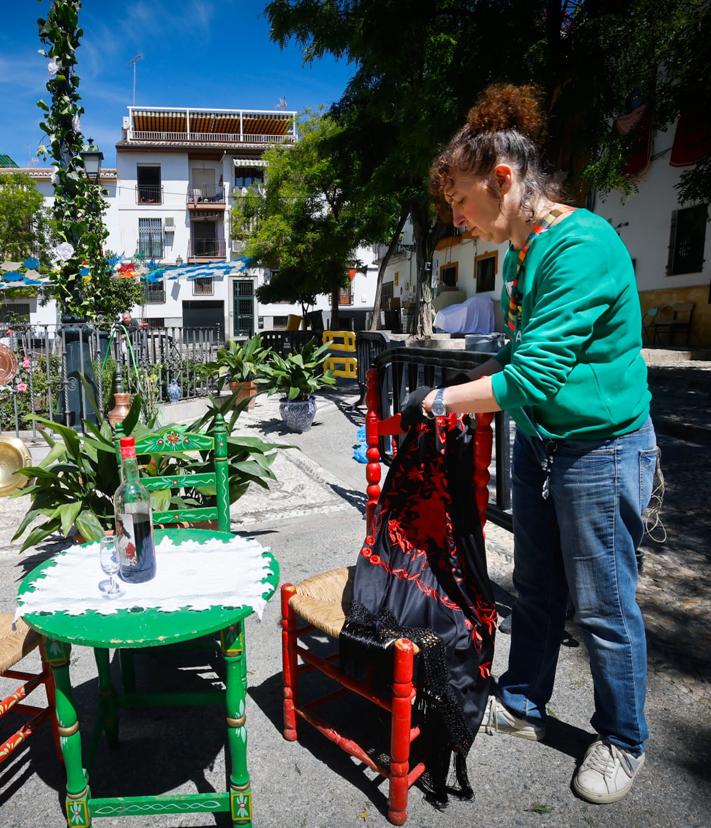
{"left": 114, "top": 435, "right": 157, "bottom": 583}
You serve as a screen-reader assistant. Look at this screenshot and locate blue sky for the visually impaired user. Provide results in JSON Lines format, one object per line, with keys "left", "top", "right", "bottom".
{"left": 0, "top": 0, "right": 354, "bottom": 167}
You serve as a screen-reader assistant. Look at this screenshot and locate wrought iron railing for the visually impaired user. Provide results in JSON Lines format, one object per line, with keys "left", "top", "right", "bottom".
{"left": 374, "top": 345, "right": 512, "bottom": 532}
{"left": 0, "top": 323, "right": 223, "bottom": 436}
{"left": 187, "top": 188, "right": 225, "bottom": 205}
{"left": 128, "top": 130, "right": 296, "bottom": 145}
{"left": 135, "top": 184, "right": 163, "bottom": 204}
{"left": 188, "top": 238, "right": 226, "bottom": 259}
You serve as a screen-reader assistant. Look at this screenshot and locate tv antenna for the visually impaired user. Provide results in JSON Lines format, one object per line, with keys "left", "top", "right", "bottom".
{"left": 130, "top": 54, "right": 143, "bottom": 106}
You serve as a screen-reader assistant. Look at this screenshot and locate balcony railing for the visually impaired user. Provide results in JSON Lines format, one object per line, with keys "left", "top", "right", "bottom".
{"left": 128, "top": 130, "right": 295, "bottom": 145}
{"left": 136, "top": 184, "right": 163, "bottom": 204}
{"left": 187, "top": 188, "right": 225, "bottom": 206}
{"left": 188, "top": 238, "right": 226, "bottom": 259}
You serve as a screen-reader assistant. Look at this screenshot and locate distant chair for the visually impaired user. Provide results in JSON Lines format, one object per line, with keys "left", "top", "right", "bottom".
{"left": 651, "top": 302, "right": 695, "bottom": 346}
{"left": 641, "top": 306, "right": 661, "bottom": 345}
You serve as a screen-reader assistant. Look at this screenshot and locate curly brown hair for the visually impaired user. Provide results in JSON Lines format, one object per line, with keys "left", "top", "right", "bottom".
{"left": 430, "top": 83, "right": 559, "bottom": 221}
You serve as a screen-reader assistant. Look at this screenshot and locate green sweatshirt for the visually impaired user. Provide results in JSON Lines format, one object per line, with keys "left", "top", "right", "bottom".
{"left": 491, "top": 209, "right": 650, "bottom": 440}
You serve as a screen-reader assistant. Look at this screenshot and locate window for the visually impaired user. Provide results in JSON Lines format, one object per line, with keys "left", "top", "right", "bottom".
{"left": 144, "top": 318, "right": 165, "bottom": 328}
{"left": 143, "top": 279, "right": 166, "bottom": 304}
{"left": 137, "top": 165, "right": 162, "bottom": 204}
{"left": 193, "top": 277, "right": 214, "bottom": 296}
{"left": 475, "top": 252, "right": 498, "bottom": 293}
{"left": 234, "top": 168, "right": 264, "bottom": 189}
{"left": 667, "top": 204, "right": 707, "bottom": 275}
{"left": 440, "top": 263, "right": 458, "bottom": 288}
{"left": 272, "top": 315, "right": 288, "bottom": 329}
{"left": 382, "top": 281, "right": 394, "bottom": 308}
{"left": 138, "top": 218, "right": 163, "bottom": 259}
{"left": 339, "top": 283, "right": 353, "bottom": 305}
{"left": 0, "top": 303, "right": 30, "bottom": 323}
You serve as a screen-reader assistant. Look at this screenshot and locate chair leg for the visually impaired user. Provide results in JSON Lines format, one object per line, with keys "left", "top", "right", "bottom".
{"left": 281, "top": 584, "right": 299, "bottom": 742}
{"left": 40, "top": 639, "right": 63, "bottom": 766}
{"left": 388, "top": 638, "right": 415, "bottom": 826}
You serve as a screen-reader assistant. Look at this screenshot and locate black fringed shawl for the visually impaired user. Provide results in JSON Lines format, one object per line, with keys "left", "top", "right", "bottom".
{"left": 340, "top": 414, "right": 496, "bottom": 805}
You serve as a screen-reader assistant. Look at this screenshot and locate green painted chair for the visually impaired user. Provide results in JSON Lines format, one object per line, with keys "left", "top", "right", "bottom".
{"left": 113, "top": 414, "right": 232, "bottom": 692}
{"left": 114, "top": 414, "right": 231, "bottom": 533}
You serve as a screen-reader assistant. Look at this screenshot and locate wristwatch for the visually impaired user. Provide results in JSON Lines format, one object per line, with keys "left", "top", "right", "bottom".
{"left": 431, "top": 387, "right": 447, "bottom": 417}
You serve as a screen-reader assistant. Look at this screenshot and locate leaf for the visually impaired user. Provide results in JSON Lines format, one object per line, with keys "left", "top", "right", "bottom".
{"left": 150, "top": 488, "right": 172, "bottom": 512}
{"left": 21, "top": 521, "right": 60, "bottom": 552}
{"left": 75, "top": 510, "right": 105, "bottom": 542}
{"left": 122, "top": 395, "right": 143, "bottom": 436}
{"left": 33, "top": 416, "right": 80, "bottom": 459}
{"left": 58, "top": 502, "right": 82, "bottom": 537}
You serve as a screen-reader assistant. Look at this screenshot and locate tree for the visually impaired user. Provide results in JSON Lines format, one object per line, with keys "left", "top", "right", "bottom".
{"left": 0, "top": 171, "right": 53, "bottom": 262}
{"left": 233, "top": 112, "right": 373, "bottom": 328}
{"left": 37, "top": 0, "right": 117, "bottom": 322}
{"left": 266, "top": 0, "right": 711, "bottom": 334}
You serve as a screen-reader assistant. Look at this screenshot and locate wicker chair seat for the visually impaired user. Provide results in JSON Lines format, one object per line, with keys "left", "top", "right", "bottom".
{"left": 288, "top": 566, "right": 354, "bottom": 639}
{"left": 0, "top": 612, "right": 40, "bottom": 675}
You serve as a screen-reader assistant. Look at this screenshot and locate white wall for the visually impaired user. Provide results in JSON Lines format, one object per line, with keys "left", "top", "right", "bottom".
{"left": 597, "top": 126, "right": 710, "bottom": 292}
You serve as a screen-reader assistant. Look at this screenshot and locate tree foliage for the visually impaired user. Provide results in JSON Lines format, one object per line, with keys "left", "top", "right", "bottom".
{"left": 0, "top": 171, "right": 53, "bottom": 262}
{"left": 266, "top": 0, "right": 711, "bottom": 334}
{"left": 232, "top": 111, "right": 397, "bottom": 325}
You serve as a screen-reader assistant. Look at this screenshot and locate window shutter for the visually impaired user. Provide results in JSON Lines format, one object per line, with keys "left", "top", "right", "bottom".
{"left": 666, "top": 209, "right": 678, "bottom": 275}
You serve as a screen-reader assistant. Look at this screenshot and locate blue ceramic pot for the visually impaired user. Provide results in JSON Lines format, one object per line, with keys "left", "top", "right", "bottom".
{"left": 167, "top": 380, "right": 182, "bottom": 403}
{"left": 279, "top": 396, "right": 316, "bottom": 432}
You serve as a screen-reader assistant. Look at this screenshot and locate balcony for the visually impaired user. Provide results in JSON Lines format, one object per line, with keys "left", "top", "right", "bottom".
{"left": 128, "top": 130, "right": 295, "bottom": 147}
{"left": 187, "top": 188, "right": 226, "bottom": 209}
{"left": 136, "top": 184, "right": 163, "bottom": 205}
{"left": 188, "top": 238, "right": 226, "bottom": 261}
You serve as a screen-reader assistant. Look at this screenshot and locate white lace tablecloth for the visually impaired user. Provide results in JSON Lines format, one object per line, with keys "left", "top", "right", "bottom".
{"left": 16, "top": 535, "right": 275, "bottom": 620}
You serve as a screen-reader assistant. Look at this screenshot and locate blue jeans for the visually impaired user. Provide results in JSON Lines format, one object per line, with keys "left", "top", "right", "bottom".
{"left": 498, "top": 419, "right": 657, "bottom": 755}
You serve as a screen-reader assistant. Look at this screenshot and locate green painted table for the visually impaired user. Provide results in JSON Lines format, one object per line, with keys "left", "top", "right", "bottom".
{"left": 17, "top": 527, "right": 279, "bottom": 828}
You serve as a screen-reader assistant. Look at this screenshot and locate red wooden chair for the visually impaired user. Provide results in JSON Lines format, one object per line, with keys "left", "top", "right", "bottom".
{"left": 0, "top": 612, "right": 61, "bottom": 766}
{"left": 280, "top": 368, "right": 494, "bottom": 825}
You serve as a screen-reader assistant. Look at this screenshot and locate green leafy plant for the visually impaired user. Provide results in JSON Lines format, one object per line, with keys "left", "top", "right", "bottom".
{"left": 260, "top": 339, "right": 335, "bottom": 401}
{"left": 0, "top": 353, "right": 62, "bottom": 432}
{"left": 212, "top": 335, "right": 271, "bottom": 389}
{"left": 14, "top": 392, "right": 290, "bottom": 550}
{"left": 13, "top": 397, "right": 148, "bottom": 550}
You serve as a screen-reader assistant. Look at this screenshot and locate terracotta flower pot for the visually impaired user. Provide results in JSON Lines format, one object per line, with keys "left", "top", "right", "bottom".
{"left": 229, "top": 380, "right": 257, "bottom": 410}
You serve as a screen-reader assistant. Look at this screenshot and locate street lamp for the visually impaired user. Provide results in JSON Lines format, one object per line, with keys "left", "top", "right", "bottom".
{"left": 81, "top": 138, "right": 103, "bottom": 182}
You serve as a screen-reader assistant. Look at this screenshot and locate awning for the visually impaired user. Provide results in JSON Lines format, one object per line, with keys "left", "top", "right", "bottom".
{"left": 234, "top": 158, "right": 268, "bottom": 168}
{"left": 145, "top": 259, "right": 254, "bottom": 282}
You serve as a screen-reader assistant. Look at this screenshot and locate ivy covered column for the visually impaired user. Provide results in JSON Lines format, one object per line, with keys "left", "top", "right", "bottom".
{"left": 37, "top": 0, "right": 108, "bottom": 425}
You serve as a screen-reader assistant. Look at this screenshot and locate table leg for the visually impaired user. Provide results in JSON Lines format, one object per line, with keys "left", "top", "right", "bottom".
{"left": 44, "top": 638, "right": 92, "bottom": 828}
{"left": 221, "top": 622, "right": 251, "bottom": 827}
{"left": 93, "top": 648, "right": 119, "bottom": 748}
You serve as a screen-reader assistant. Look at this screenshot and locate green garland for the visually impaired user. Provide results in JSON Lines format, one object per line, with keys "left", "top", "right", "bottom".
{"left": 37, "top": 0, "right": 115, "bottom": 321}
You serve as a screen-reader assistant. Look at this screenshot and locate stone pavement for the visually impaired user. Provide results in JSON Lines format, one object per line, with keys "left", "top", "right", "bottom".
{"left": 0, "top": 362, "right": 709, "bottom": 827}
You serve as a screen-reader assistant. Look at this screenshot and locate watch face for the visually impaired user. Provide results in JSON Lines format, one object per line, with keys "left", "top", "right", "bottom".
{"left": 432, "top": 391, "right": 446, "bottom": 416}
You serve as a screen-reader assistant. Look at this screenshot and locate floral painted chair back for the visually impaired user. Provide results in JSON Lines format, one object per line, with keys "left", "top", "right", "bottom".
{"left": 113, "top": 414, "right": 230, "bottom": 533}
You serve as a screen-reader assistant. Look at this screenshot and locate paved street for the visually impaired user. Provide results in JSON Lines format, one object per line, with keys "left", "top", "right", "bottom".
{"left": 0, "top": 361, "right": 709, "bottom": 827}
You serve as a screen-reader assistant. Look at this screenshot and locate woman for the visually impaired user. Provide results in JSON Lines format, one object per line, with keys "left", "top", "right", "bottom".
{"left": 419, "top": 83, "right": 656, "bottom": 804}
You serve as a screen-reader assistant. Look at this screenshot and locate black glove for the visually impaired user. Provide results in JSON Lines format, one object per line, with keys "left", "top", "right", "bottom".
{"left": 400, "top": 385, "right": 433, "bottom": 430}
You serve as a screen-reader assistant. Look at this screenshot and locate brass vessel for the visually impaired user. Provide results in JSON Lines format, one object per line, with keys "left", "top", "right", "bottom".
{"left": 0, "top": 437, "right": 32, "bottom": 496}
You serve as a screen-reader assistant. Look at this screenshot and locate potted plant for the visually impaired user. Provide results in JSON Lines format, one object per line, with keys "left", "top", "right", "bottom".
{"left": 212, "top": 335, "right": 270, "bottom": 410}
{"left": 14, "top": 394, "right": 287, "bottom": 550}
{"left": 260, "top": 339, "right": 336, "bottom": 432}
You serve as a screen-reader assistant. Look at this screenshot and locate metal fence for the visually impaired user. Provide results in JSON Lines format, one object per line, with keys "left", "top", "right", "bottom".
{"left": 374, "top": 345, "right": 512, "bottom": 532}
{"left": 0, "top": 323, "right": 223, "bottom": 437}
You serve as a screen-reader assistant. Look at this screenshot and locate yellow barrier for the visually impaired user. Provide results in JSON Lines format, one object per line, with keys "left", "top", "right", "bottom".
{"left": 325, "top": 356, "right": 358, "bottom": 379}
{"left": 322, "top": 330, "right": 356, "bottom": 353}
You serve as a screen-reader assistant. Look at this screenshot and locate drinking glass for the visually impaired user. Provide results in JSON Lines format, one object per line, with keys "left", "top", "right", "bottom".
{"left": 99, "top": 536, "right": 122, "bottom": 598}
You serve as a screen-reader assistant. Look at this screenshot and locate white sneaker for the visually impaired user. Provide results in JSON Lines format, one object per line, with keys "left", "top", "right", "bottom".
{"left": 573, "top": 738, "right": 645, "bottom": 803}
{"left": 482, "top": 696, "right": 546, "bottom": 741}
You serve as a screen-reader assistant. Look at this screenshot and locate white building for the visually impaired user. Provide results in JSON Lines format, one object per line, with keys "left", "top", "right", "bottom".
{"left": 1, "top": 105, "right": 379, "bottom": 335}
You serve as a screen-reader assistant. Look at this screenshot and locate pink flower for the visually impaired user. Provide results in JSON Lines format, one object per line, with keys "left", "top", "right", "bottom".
{"left": 17, "top": 382, "right": 27, "bottom": 393}
{"left": 22, "top": 357, "right": 30, "bottom": 369}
